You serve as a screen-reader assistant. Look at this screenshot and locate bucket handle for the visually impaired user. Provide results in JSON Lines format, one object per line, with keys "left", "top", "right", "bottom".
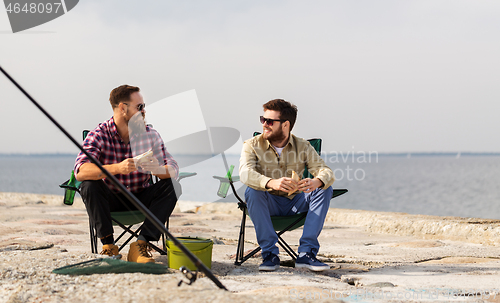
{"left": 168, "top": 244, "right": 213, "bottom": 254}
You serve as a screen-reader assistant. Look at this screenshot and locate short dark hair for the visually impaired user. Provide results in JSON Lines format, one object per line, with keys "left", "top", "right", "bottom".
{"left": 109, "top": 85, "right": 140, "bottom": 108}
{"left": 263, "top": 99, "right": 298, "bottom": 130}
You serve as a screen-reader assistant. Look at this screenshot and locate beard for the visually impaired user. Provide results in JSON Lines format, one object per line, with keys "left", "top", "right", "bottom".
{"left": 263, "top": 126, "right": 286, "bottom": 143}
{"left": 127, "top": 111, "right": 147, "bottom": 136}
{"left": 128, "top": 111, "right": 151, "bottom": 157}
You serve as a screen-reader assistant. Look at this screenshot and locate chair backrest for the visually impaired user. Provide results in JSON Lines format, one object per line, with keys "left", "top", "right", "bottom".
{"left": 253, "top": 132, "right": 322, "bottom": 179}
{"left": 83, "top": 130, "right": 90, "bottom": 140}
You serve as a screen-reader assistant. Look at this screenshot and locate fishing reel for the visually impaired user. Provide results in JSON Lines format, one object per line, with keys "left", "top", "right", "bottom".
{"left": 177, "top": 266, "right": 198, "bottom": 286}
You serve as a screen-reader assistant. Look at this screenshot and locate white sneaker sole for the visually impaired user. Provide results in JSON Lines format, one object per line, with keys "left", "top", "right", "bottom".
{"left": 295, "top": 263, "right": 330, "bottom": 271}
{"left": 259, "top": 265, "right": 279, "bottom": 271}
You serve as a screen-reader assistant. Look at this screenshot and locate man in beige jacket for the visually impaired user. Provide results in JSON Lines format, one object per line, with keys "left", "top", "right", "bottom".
{"left": 240, "top": 99, "right": 334, "bottom": 272}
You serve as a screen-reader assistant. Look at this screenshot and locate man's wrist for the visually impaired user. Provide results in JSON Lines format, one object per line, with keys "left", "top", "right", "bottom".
{"left": 314, "top": 178, "right": 324, "bottom": 188}
{"left": 265, "top": 179, "right": 272, "bottom": 189}
{"left": 152, "top": 165, "right": 172, "bottom": 178}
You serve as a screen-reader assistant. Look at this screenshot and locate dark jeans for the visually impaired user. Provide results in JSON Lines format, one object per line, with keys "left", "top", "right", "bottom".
{"left": 79, "top": 178, "right": 181, "bottom": 242}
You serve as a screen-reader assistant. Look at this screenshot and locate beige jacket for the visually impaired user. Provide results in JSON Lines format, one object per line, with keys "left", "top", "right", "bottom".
{"left": 239, "top": 134, "right": 334, "bottom": 199}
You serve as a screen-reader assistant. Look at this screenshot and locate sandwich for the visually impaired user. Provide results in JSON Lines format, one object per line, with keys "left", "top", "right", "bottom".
{"left": 288, "top": 170, "right": 301, "bottom": 196}
{"left": 133, "top": 149, "right": 153, "bottom": 167}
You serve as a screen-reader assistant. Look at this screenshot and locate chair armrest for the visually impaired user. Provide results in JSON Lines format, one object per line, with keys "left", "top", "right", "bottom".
{"left": 59, "top": 170, "right": 82, "bottom": 191}
{"left": 178, "top": 172, "right": 197, "bottom": 182}
{"left": 212, "top": 175, "right": 240, "bottom": 198}
{"left": 212, "top": 175, "right": 240, "bottom": 183}
{"left": 59, "top": 170, "right": 82, "bottom": 206}
{"left": 60, "top": 179, "right": 77, "bottom": 190}
{"left": 331, "top": 189, "right": 348, "bottom": 199}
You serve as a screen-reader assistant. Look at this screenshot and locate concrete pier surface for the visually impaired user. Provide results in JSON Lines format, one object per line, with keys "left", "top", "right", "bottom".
{"left": 1, "top": 192, "right": 499, "bottom": 302}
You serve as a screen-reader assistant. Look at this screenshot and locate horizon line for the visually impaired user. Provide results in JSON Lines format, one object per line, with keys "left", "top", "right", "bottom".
{"left": 1, "top": 151, "right": 500, "bottom": 157}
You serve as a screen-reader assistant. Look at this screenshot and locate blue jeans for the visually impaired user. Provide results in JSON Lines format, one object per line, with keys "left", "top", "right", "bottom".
{"left": 245, "top": 186, "right": 333, "bottom": 258}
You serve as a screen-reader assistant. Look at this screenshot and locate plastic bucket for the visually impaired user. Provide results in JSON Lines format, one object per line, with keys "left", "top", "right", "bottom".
{"left": 166, "top": 237, "right": 213, "bottom": 270}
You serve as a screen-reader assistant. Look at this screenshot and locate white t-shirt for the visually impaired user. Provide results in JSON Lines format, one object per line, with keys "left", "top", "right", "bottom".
{"left": 273, "top": 145, "right": 284, "bottom": 156}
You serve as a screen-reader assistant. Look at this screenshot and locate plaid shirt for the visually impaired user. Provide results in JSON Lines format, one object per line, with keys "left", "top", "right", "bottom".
{"left": 74, "top": 117, "right": 179, "bottom": 193}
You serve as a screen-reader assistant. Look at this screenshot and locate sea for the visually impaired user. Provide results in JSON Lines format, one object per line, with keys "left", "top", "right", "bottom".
{"left": 1, "top": 153, "right": 499, "bottom": 220}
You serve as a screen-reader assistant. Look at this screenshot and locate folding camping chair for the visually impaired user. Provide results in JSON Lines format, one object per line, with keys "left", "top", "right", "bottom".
{"left": 60, "top": 130, "right": 196, "bottom": 255}
{"left": 213, "top": 134, "right": 347, "bottom": 265}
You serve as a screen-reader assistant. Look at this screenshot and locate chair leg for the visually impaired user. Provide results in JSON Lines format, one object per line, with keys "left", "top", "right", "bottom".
{"left": 89, "top": 219, "right": 98, "bottom": 254}
{"left": 237, "top": 246, "right": 262, "bottom": 265}
{"left": 277, "top": 235, "right": 298, "bottom": 260}
{"left": 161, "top": 218, "right": 169, "bottom": 254}
{"left": 118, "top": 225, "right": 140, "bottom": 252}
{"left": 114, "top": 224, "right": 133, "bottom": 244}
{"left": 161, "top": 233, "right": 166, "bottom": 253}
{"left": 234, "top": 208, "right": 248, "bottom": 265}
{"left": 235, "top": 211, "right": 307, "bottom": 265}
{"left": 111, "top": 219, "right": 140, "bottom": 252}
{"left": 273, "top": 212, "right": 307, "bottom": 260}
{"left": 236, "top": 233, "right": 298, "bottom": 264}
{"left": 234, "top": 211, "right": 264, "bottom": 264}
{"left": 147, "top": 241, "right": 168, "bottom": 255}
{"left": 111, "top": 219, "right": 168, "bottom": 255}
{"left": 93, "top": 229, "right": 98, "bottom": 253}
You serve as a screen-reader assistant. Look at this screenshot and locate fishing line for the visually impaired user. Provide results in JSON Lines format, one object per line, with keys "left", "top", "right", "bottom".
{"left": 0, "top": 65, "right": 227, "bottom": 291}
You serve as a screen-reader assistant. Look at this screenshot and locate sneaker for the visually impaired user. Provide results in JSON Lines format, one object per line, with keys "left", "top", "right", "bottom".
{"left": 259, "top": 253, "right": 280, "bottom": 271}
{"left": 295, "top": 252, "right": 330, "bottom": 271}
{"left": 100, "top": 244, "right": 121, "bottom": 259}
{"left": 127, "top": 240, "right": 155, "bottom": 263}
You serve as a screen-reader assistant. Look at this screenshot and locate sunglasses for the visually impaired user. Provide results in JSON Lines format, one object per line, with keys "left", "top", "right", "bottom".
{"left": 260, "top": 116, "right": 286, "bottom": 126}
{"left": 124, "top": 103, "right": 146, "bottom": 111}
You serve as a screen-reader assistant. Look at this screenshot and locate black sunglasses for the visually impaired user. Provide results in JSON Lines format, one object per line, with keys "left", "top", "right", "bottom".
{"left": 124, "top": 103, "right": 146, "bottom": 111}
{"left": 260, "top": 116, "right": 286, "bottom": 126}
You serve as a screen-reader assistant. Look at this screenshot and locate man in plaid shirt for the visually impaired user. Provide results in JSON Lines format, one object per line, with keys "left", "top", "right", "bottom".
{"left": 74, "top": 85, "right": 180, "bottom": 263}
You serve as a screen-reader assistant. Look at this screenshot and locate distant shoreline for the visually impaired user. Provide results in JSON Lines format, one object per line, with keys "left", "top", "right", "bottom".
{"left": 1, "top": 152, "right": 500, "bottom": 157}
{"left": 377, "top": 152, "right": 500, "bottom": 157}
{"left": 0, "top": 153, "right": 77, "bottom": 157}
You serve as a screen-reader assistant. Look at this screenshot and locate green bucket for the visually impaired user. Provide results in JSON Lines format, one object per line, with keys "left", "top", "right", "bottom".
{"left": 166, "top": 237, "right": 213, "bottom": 270}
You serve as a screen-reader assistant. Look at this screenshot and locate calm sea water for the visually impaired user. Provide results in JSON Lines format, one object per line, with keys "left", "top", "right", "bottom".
{"left": 1, "top": 154, "right": 499, "bottom": 219}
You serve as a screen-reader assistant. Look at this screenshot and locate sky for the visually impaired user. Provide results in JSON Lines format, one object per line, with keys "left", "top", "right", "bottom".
{"left": 1, "top": 0, "right": 499, "bottom": 155}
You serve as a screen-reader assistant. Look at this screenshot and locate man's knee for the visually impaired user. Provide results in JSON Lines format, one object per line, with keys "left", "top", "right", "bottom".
{"left": 307, "top": 186, "right": 333, "bottom": 208}
{"left": 172, "top": 179, "right": 182, "bottom": 199}
{"left": 245, "top": 187, "right": 268, "bottom": 204}
{"left": 323, "top": 186, "right": 333, "bottom": 197}
{"left": 156, "top": 178, "right": 182, "bottom": 199}
{"left": 314, "top": 186, "right": 333, "bottom": 199}
{"left": 79, "top": 180, "right": 105, "bottom": 198}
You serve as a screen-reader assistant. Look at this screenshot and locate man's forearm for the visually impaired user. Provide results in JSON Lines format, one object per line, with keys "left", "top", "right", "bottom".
{"left": 240, "top": 167, "right": 272, "bottom": 191}
{"left": 153, "top": 165, "right": 175, "bottom": 179}
{"left": 75, "top": 163, "right": 122, "bottom": 181}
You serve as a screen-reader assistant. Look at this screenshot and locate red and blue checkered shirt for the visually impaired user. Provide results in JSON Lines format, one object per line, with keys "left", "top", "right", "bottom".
{"left": 74, "top": 117, "right": 179, "bottom": 193}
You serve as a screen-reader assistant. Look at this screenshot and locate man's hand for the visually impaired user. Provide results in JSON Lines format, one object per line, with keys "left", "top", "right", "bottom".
{"left": 266, "top": 177, "right": 299, "bottom": 193}
{"left": 298, "top": 178, "right": 323, "bottom": 193}
{"left": 137, "top": 157, "right": 166, "bottom": 175}
{"left": 117, "top": 158, "right": 138, "bottom": 175}
{"left": 76, "top": 158, "right": 139, "bottom": 181}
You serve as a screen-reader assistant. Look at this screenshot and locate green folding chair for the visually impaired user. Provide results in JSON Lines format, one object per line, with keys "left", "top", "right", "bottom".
{"left": 213, "top": 133, "right": 347, "bottom": 265}
{"left": 60, "top": 130, "right": 196, "bottom": 255}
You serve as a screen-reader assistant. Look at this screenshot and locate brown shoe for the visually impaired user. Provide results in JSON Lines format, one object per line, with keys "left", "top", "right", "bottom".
{"left": 100, "top": 244, "right": 121, "bottom": 259}
{"left": 127, "top": 240, "right": 155, "bottom": 263}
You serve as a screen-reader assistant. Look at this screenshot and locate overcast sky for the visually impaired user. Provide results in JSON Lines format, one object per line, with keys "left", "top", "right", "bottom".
{"left": 1, "top": 0, "right": 499, "bottom": 155}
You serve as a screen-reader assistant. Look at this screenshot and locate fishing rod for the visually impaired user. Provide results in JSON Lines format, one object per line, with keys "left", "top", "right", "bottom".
{"left": 0, "top": 65, "right": 227, "bottom": 291}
